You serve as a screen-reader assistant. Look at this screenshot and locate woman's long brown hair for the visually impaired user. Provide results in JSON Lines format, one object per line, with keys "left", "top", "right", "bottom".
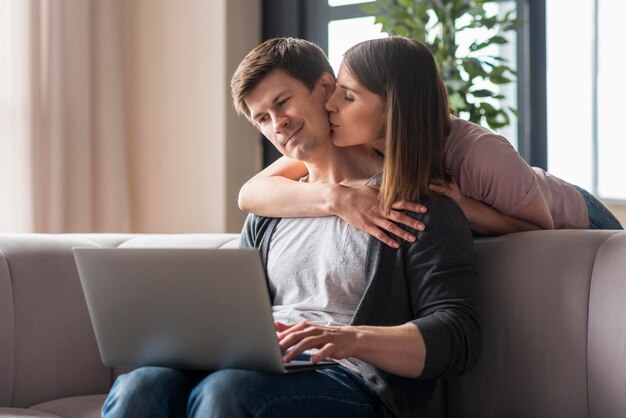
{"left": 343, "top": 37, "right": 450, "bottom": 214}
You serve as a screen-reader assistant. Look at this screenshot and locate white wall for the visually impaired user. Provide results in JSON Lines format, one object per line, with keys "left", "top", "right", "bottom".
{"left": 122, "top": 0, "right": 261, "bottom": 233}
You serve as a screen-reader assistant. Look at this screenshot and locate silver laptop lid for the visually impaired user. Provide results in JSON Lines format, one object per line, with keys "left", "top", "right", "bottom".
{"left": 73, "top": 248, "right": 287, "bottom": 373}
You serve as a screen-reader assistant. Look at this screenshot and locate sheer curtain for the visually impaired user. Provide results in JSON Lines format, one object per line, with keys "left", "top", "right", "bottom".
{"left": 0, "top": 0, "right": 130, "bottom": 232}
{"left": 0, "top": 0, "right": 33, "bottom": 232}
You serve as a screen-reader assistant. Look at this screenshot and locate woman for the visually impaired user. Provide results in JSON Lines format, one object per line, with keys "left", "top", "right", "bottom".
{"left": 239, "top": 37, "right": 622, "bottom": 242}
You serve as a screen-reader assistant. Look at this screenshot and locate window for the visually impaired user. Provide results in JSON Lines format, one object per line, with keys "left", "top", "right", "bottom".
{"left": 326, "top": 1, "right": 382, "bottom": 73}
{"left": 327, "top": 16, "right": 385, "bottom": 74}
{"left": 454, "top": 1, "right": 518, "bottom": 147}
{"left": 546, "top": 0, "right": 626, "bottom": 200}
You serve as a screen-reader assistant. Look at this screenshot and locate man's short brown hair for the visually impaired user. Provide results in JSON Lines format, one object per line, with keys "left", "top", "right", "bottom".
{"left": 231, "top": 37, "right": 334, "bottom": 121}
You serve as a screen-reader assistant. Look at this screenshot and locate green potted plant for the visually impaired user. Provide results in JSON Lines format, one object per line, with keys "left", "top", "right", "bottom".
{"left": 362, "top": 0, "right": 522, "bottom": 130}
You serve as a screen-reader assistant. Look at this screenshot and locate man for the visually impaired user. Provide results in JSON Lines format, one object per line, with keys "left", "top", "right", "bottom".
{"left": 102, "top": 38, "right": 480, "bottom": 418}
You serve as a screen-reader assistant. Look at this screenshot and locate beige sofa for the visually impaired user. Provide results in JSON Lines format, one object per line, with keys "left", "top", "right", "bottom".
{"left": 0, "top": 231, "right": 625, "bottom": 417}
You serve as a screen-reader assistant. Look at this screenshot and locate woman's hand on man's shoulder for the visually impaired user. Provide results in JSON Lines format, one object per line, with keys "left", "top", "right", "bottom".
{"left": 331, "top": 184, "right": 428, "bottom": 248}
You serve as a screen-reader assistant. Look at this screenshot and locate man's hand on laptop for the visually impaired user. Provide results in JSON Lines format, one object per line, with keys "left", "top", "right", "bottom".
{"left": 277, "top": 321, "right": 357, "bottom": 364}
{"left": 274, "top": 321, "right": 292, "bottom": 333}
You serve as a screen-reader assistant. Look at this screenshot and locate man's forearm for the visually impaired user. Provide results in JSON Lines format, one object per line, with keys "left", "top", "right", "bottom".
{"left": 352, "top": 323, "right": 426, "bottom": 378}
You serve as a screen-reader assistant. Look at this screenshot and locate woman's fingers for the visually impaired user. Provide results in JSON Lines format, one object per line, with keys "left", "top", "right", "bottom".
{"left": 335, "top": 185, "right": 428, "bottom": 246}
{"left": 378, "top": 219, "right": 416, "bottom": 243}
{"left": 389, "top": 200, "right": 426, "bottom": 234}
{"left": 429, "top": 181, "right": 463, "bottom": 205}
{"left": 389, "top": 210, "right": 424, "bottom": 232}
{"left": 363, "top": 214, "right": 421, "bottom": 247}
{"left": 368, "top": 225, "right": 401, "bottom": 248}
{"left": 429, "top": 183, "right": 449, "bottom": 194}
{"left": 391, "top": 200, "right": 427, "bottom": 214}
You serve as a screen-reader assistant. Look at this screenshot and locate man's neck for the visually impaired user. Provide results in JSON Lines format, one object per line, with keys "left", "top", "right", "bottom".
{"left": 303, "top": 144, "right": 382, "bottom": 186}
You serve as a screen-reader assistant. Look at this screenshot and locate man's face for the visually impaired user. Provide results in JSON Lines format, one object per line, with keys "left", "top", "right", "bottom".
{"left": 244, "top": 69, "right": 333, "bottom": 161}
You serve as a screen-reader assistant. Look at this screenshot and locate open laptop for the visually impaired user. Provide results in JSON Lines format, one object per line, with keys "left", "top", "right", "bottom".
{"left": 73, "top": 247, "right": 337, "bottom": 373}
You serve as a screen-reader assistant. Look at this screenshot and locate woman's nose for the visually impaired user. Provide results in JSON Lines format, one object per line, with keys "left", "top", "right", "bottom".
{"left": 325, "top": 92, "right": 338, "bottom": 113}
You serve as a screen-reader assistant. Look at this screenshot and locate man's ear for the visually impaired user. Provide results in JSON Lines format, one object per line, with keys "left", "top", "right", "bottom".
{"left": 318, "top": 72, "right": 336, "bottom": 99}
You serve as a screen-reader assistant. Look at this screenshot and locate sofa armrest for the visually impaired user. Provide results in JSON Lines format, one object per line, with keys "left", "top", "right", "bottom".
{"left": 588, "top": 233, "right": 626, "bottom": 417}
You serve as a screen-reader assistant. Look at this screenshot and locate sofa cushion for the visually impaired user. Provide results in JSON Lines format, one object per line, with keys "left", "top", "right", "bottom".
{"left": 0, "top": 407, "right": 61, "bottom": 417}
{"left": 29, "top": 395, "right": 106, "bottom": 418}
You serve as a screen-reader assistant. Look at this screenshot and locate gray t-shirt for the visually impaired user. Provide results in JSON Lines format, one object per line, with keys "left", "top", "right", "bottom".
{"left": 267, "top": 175, "right": 380, "bottom": 326}
{"left": 267, "top": 214, "right": 369, "bottom": 326}
{"left": 267, "top": 178, "right": 377, "bottom": 375}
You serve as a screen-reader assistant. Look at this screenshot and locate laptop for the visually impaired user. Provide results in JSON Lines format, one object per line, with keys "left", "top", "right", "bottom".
{"left": 73, "top": 247, "right": 337, "bottom": 373}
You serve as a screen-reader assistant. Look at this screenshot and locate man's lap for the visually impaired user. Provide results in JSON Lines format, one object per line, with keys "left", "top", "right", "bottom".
{"left": 103, "top": 366, "right": 381, "bottom": 418}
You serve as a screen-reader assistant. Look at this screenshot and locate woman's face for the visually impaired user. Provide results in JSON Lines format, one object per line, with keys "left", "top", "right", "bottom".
{"left": 325, "top": 63, "right": 385, "bottom": 148}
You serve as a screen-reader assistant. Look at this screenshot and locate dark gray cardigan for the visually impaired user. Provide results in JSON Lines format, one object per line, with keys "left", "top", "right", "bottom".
{"left": 240, "top": 195, "right": 481, "bottom": 418}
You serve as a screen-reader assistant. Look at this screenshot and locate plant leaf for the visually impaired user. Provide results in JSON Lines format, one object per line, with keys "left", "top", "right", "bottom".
{"left": 471, "top": 89, "right": 495, "bottom": 98}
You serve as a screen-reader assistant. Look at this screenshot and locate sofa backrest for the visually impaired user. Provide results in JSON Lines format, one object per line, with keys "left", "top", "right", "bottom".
{"left": 0, "top": 233, "right": 239, "bottom": 408}
{"left": 446, "top": 230, "right": 624, "bottom": 418}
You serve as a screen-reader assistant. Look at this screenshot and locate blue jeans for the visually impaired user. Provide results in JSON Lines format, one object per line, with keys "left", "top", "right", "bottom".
{"left": 102, "top": 366, "right": 381, "bottom": 418}
{"left": 574, "top": 186, "right": 623, "bottom": 230}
